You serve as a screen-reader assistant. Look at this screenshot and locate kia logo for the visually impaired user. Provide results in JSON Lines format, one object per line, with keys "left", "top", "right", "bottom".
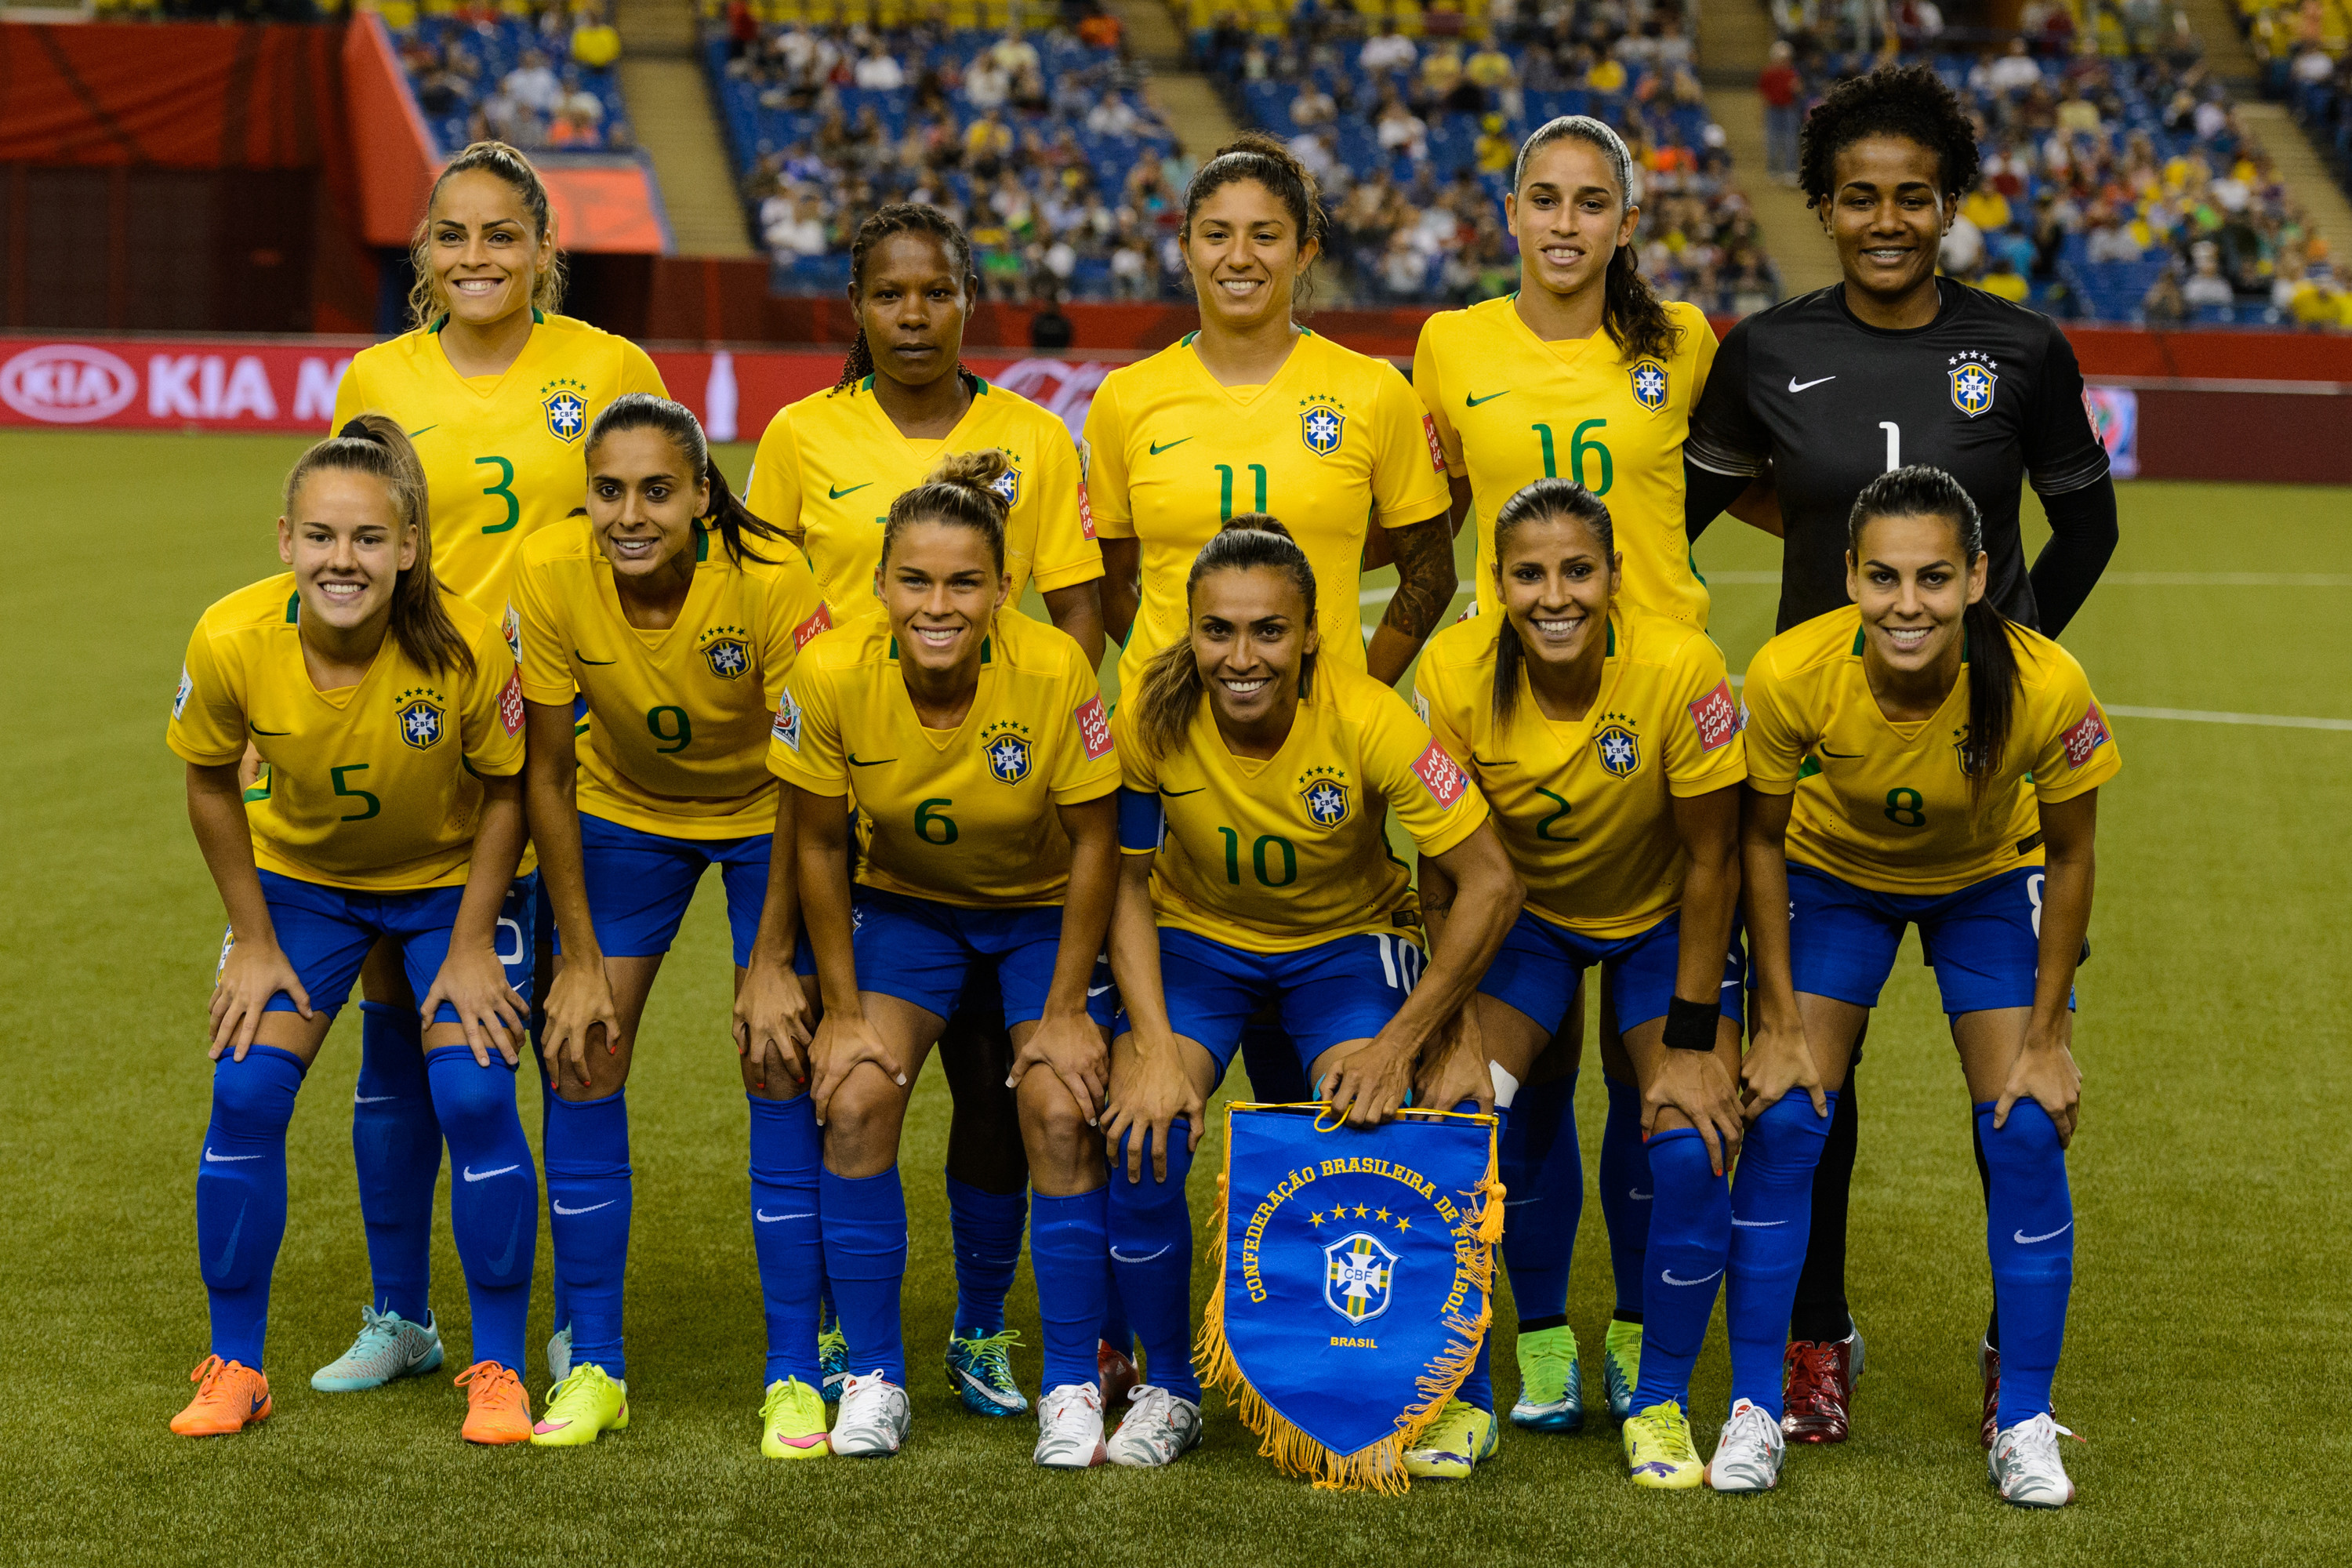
{"left": 0, "top": 343, "right": 138, "bottom": 423}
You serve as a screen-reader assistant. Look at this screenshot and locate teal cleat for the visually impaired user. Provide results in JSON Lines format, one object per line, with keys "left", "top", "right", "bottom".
{"left": 310, "top": 1305, "right": 443, "bottom": 1392}
{"left": 1510, "top": 1323, "right": 1584, "bottom": 1433}
{"left": 818, "top": 1326, "right": 848, "bottom": 1403}
{"left": 945, "top": 1327, "right": 1030, "bottom": 1416}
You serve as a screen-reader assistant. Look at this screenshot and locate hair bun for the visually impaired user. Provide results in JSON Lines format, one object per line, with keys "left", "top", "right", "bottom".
{"left": 337, "top": 417, "right": 386, "bottom": 446}
{"left": 924, "top": 448, "right": 1014, "bottom": 511}
{"left": 1216, "top": 511, "right": 1294, "bottom": 542}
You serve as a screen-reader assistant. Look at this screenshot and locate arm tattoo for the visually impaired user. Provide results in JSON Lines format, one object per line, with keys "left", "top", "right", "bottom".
{"left": 1379, "top": 517, "right": 1459, "bottom": 641}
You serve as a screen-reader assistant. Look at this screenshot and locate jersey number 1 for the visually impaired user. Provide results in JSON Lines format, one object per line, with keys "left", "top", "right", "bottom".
{"left": 1878, "top": 422, "right": 1900, "bottom": 473}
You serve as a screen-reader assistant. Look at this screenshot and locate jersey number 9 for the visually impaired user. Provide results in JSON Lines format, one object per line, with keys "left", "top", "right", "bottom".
{"left": 648, "top": 705, "right": 693, "bottom": 755}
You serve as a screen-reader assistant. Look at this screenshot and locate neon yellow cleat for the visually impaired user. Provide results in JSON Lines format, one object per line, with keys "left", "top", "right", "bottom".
{"left": 1604, "top": 1319, "right": 1644, "bottom": 1422}
{"left": 1403, "top": 1399, "right": 1499, "bottom": 1479}
{"left": 530, "top": 1363, "right": 628, "bottom": 1447}
{"left": 1623, "top": 1400, "right": 1706, "bottom": 1489}
{"left": 1511, "top": 1323, "right": 1584, "bottom": 1433}
{"left": 760, "top": 1377, "right": 830, "bottom": 1460}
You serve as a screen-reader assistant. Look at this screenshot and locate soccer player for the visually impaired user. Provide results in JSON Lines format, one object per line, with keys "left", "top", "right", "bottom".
{"left": 746, "top": 203, "right": 1109, "bottom": 1414}
{"left": 771, "top": 452, "right": 1121, "bottom": 1465}
{"left": 1411, "top": 479, "right": 1750, "bottom": 1490}
{"left": 321, "top": 140, "right": 666, "bottom": 1396}
{"left": 168, "top": 417, "right": 539, "bottom": 1444}
{"left": 516, "top": 395, "right": 832, "bottom": 1452}
{"left": 1685, "top": 63, "right": 2118, "bottom": 1442}
{"left": 1735, "top": 466, "right": 2115, "bottom": 1504}
{"left": 1102, "top": 518, "right": 1520, "bottom": 1473}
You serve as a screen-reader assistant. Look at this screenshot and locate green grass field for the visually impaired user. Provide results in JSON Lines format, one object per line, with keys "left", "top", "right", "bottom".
{"left": 5, "top": 430, "right": 2349, "bottom": 1566}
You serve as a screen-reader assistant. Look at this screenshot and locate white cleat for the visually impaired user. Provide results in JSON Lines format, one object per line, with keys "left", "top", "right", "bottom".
{"left": 1105, "top": 1383, "right": 1202, "bottom": 1468}
{"left": 1989, "top": 1412, "right": 2079, "bottom": 1507}
{"left": 1033, "top": 1381, "right": 1109, "bottom": 1469}
{"left": 1707, "top": 1398, "right": 1787, "bottom": 1492}
{"left": 831, "top": 1371, "right": 913, "bottom": 1457}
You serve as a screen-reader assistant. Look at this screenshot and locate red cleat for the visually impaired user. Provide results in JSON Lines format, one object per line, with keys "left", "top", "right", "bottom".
{"left": 1979, "top": 1340, "right": 2002, "bottom": 1450}
{"left": 1097, "top": 1338, "right": 1138, "bottom": 1416}
{"left": 1781, "top": 1324, "right": 1864, "bottom": 1444}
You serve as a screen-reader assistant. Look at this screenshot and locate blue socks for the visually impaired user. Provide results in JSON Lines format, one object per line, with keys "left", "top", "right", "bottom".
{"left": 945, "top": 1173, "right": 1025, "bottom": 1338}
{"left": 1107, "top": 1120, "right": 1199, "bottom": 1402}
{"left": 1032, "top": 1187, "right": 1111, "bottom": 1392}
{"left": 544, "top": 1089, "right": 631, "bottom": 1380}
{"left": 748, "top": 1094, "right": 824, "bottom": 1385}
{"left": 1630, "top": 1127, "right": 1730, "bottom": 1413}
{"left": 1978, "top": 1101, "right": 2072, "bottom": 1428}
{"left": 1497, "top": 1074, "right": 1579, "bottom": 1323}
{"left": 353, "top": 1003, "right": 438, "bottom": 1326}
{"left": 1726, "top": 1092, "right": 1837, "bottom": 1418}
{"left": 822, "top": 1164, "right": 909, "bottom": 1386}
{"left": 424, "top": 1047, "right": 535, "bottom": 1373}
{"left": 196, "top": 1047, "right": 305, "bottom": 1368}
{"left": 1598, "top": 1076, "right": 1653, "bottom": 1319}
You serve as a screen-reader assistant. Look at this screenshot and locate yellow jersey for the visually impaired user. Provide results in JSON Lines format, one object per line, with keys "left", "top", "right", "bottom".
{"left": 1740, "top": 607, "right": 2122, "bottom": 895}
{"left": 512, "top": 518, "right": 832, "bottom": 840}
{"left": 1082, "top": 329, "right": 1453, "bottom": 692}
{"left": 1415, "top": 608, "right": 1746, "bottom": 938}
{"left": 331, "top": 312, "right": 667, "bottom": 619}
{"left": 1413, "top": 297, "right": 1718, "bottom": 626}
{"left": 745, "top": 373, "right": 1102, "bottom": 624}
{"left": 168, "top": 576, "right": 524, "bottom": 892}
{"left": 768, "top": 609, "right": 1119, "bottom": 908}
{"left": 1112, "top": 665, "right": 1490, "bottom": 953}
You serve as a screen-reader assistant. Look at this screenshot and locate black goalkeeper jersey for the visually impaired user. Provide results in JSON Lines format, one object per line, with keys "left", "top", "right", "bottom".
{"left": 1687, "top": 279, "right": 2111, "bottom": 633}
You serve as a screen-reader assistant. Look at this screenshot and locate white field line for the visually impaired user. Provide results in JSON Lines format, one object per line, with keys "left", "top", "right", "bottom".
{"left": 1716, "top": 673, "right": 2347, "bottom": 729}
{"left": 1700, "top": 572, "right": 2352, "bottom": 586}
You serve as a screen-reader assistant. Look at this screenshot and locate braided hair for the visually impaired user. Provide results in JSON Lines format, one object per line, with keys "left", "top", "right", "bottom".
{"left": 837, "top": 203, "right": 980, "bottom": 392}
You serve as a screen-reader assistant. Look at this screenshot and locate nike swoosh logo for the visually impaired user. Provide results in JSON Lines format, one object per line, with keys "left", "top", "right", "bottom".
{"left": 354, "top": 1094, "right": 397, "bottom": 1105}
{"left": 204, "top": 1148, "right": 262, "bottom": 1163}
{"left": 756, "top": 1210, "right": 815, "bottom": 1223}
{"left": 1465, "top": 390, "right": 1510, "bottom": 407}
{"left": 1817, "top": 746, "right": 1864, "bottom": 759}
{"left": 406, "top": 425, "right": 437, "bottom": 438}
{"left": 552, "top": 1199, "right": 616, "bottom": 1216}
{"left": 209, "top": 1200, "right": 247, "bottom": 1277}
{"left": 1110, "top": 1245, "right": 1171, "bottom": 1264}
{"left": 1502, "top": 1197, "right": 1541, "bottom": 1207}
{"left": 848, "top": 755, "right": 895, "bottom": 768}
{"left": 1629, "top": 1188, "right": 1652, "bottom": 1200}
{"left": 1148, "top": 437, "right": 1192, "bottom": 456}
{"left": 250, "top": 726, "right": 289, "bottom": 736}
{"left": 1788, "top": 376, "right": 1837, "bottom": 393}
{"left": 1159, "top": 786, "right": 1205, "bottom": 797}
{"left": 1730, "top": 1218, "right": 1786, "bottom": 1228}
{"left": 575, "top": 652, "right": 617, "bottom": 665}
{"left": 1661, "top": 1267, "right": 1724, "bottom": 1287}
{"left": 954, "top": 1368, "right": 1025, "bottom": 1406}
{"left": 1087, "top": 985, "right": 1112, "bottom": 997}
{"left": 463, "top": 1164, "right": 521, "bottom": 1182}
{"left": 488, "top": 1208, "right": 521, "bottom": 1276}
{"left": 2013, "top": 1221, "right": 2074, "bottom": 1245}
{"left": 828, "top": 482, "right": 873, "bottom": 499}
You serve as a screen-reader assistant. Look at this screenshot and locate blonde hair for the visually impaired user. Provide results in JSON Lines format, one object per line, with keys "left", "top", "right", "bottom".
{"left": 881, "top": 448, "right": 1011, "bottom": 576}
{"left": 405, "top": 141, "right": 566, "bottom": 331}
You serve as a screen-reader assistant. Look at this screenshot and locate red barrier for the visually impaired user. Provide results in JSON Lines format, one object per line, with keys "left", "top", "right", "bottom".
{"left": 0, "top": 20, "right": 336, "bottom": 169}
{"left": 343, "top": 13, "right": 437, "bottom": 251}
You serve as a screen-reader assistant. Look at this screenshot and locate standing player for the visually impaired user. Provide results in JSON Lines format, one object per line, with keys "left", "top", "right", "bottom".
{"left": 1685, "top": 62, "right": 2118, "bottom": 1442}
{"left": 517, "top": 396, "right": 833, "bottom": 1453}
{"left": 1410, "top": 479, "right": 1753, "bottom": 1490}
{"left": 168, "top": 419, "right": 539, "bottom": 1444}
{"left": 1734, "top": 466, "right": 2115, "bottom": 1504}
{"left": 320, "top": 140, "right": 666, "bottom": 1396}
{"left": 771, "top": 452, "right": 1121, "bottom": 1465}
{"left": 746, "top": 203, "right": 1109, "bottom": 1415}
{"left": 1102, "top": 518, "right": 1520, "bottom": 1474}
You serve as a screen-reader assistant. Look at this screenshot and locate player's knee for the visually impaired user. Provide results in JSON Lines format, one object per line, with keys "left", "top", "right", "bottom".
{"left": 424, "top": 1048, "right": 521, "bottom": 1144}
{"left": 209, "top": 1051, "right": 301, "bottom": 1134}
{"left": 823, "top": 1069, "right": 906, "bottom": 1162}
{"left": 1979, "top": 1099, "right": 2064, "bottom": 1173}
{"left": 1016, "top": 1069, "right": 1094, "bottom": 1152}
{"left": 1109, "top": 1120, "right": 1194, "bottom": 1204}
{"left": 1744, "top": 1092, "right": 1835, "bottom": 1177}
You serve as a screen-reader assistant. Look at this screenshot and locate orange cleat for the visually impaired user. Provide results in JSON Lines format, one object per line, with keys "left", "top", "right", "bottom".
{"left": 171, "top": 1356, "right": 272, "bottom": 1436}
{"left": 456, "top": 1361, "right": 533, "bottom": 1445}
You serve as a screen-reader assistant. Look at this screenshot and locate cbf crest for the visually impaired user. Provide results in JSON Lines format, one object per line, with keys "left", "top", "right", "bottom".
{"left": 1323, "top": 1232, "right": 1398, "bottom": 1324}
{"left": 1948, "top": 351, "right": 1998, "bottom": 419}
{"left": 1595, "top": 715, "right": 1641, "bottom": 777}
{"left": 700, "top": 625, "right": 751, "bottom": 680}
{"left": 1298, "top": 765, "right": 1351, "bottom": 829}
{"left": 1301, "top": 399, "right": 1346, "bottom": 458}
{"left": 980, "top": 718, "right": 1033, "bottom": 785}
{"left": 541, "top": 377, "right": 589, "bottom": 443}
{"left": 396, "top": 687, "right": 446, "bottom": 750}
{"left": 1629, "top": 358, "right": 1670, "bottom": 412}
{"left": 988, "top": 463, "right": 1022, "bottom": 507}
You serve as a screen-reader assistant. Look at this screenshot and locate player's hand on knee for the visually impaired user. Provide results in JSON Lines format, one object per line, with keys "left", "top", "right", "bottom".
{"left": 734, "top": 962, "right": 815, "bottom": 1093}
{"left": 1739, "top": 1014, "right": 1826, "bottom": 1123}
{"left": 541, "top": 960, "right": 622, "bottom": 1090}
{"left": 1412, "top": 1007, "right": 1493, "bottom": 1115}
{"left": 209, "top": 938, "right": 309, "bottom": 1062}
{"left": 807, "top": 1011, "right": 902, "bottom": 1127}
{"left": 1007, "top": 1012, "right": 1107, "bottom": 1129}
{"left": 1650, "top": 1050, "right": 1745, "bottom": 1176}
{"left": 420, "top": 939, "right": 527, "bottom": 1068}
{"left": 1996, "top": 1021, "right": 2081, "bottom": 1147}
{"left": 1105, "top": 1047, "right": 1200, "bottom": 1183}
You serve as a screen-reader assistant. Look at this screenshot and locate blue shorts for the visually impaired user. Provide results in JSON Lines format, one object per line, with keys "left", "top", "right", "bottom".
{"left": 251, "top": 869, "right": 538, "bottom": 1025}
{"left": 1125, "top": 927, "right": 1420, "bottom": 1077}
{"left": 1479, "top": 908, "right": 1748, "bottom": 1037}
{"left": 1787, "top": 862, "right": 2051, "bottom": 1018}
{"left": 851, "top": 887, "right": 1113, "bottom": 1030}
{"left": 569, "top": 812, "right": 811, "bottom": 973}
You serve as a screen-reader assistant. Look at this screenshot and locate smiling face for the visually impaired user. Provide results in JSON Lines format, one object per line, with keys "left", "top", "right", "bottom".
{"left": 1846, "top": 510, "right": 1984, "bottom": 676}
{"left": 278, "top": 470, "right": 415, "bottom": 640}
{"left": 1183, "top": 179, "right": 1316, "bottom": 334}
{"left": 851, "top": 230, "right": 971, "bottom": 393}
{"left": 1825, "top": 133, "right": 1952, "bottom": 307}
{"left": 1505, "top": 136, "right": 1639, "bottom": 302}
{"left": 1189, "top": 564, "right": 1317, "bottom": 731}
{"left": 1497, "top": 511, "right": 1619, "bottom": 672}
{"left": 881, "top": 519, "right": 1008, "bottom": 680}
{"left": 586, "top": 426, "right": 708, "bottom": 586}
{"left": 427, "top": 169, "right": 553, "bottom": 331}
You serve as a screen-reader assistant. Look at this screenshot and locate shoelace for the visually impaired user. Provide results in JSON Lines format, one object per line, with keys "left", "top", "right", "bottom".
{"left": 543, "top": 1365, "right": 604, "bottom": 1414}
{"left": 188, "top": 1354, "right": 227, "bottom": 1395}
{"left": 1723, "top": 1402, "right": 1777, "bottom": 1455}
{"left": 1637, "top": 1403, "right": 1694, "bottom": 1455}
{"left": 2005, "top": 1414, "right": 2084, "bottom": 1467}
{"left": 455, "top": 1362, "right": 519, "bottom": 1402}
{"left": 960, "top": 1328, "right": 1025, "bottom": 1381}
{"left": 1784, "top": 1342, "right": 1844, "bottom": 1410}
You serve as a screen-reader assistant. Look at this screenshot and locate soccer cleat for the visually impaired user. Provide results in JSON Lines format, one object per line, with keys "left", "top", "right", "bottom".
{"left": 546, "top": 1325, "right": 572, "bottom": 1386}
{"left": 1782, "top": 1321, "right": 1864, "bottom": 1443}
{"left": 1707, "top": 1399, "right": 1786, "bottom": 1492}
{"left": 1622, "top": 1401, "right": 1706, "bottom": 1489}
{"left": 1510, "top": 1323, "right": 1584, "bottom": 1433}
{"left": 1602, "top": 1319, "right": 1642, "bottom": 1422}
{"left": 530, "top": 1364, "right": 628, "bottom": 1447}
{"left": 1033, "top": 1381, "right": 1109, "bottom": 1469}
{"left": 1403, "top": 1399, "right": 1499, "bottom": 1479}
{"left": 831, "top": 1371, "right": 912, "bottom": 1457}
{"left": 945, "top": 1327, "right": 1030, "bottom": 1416}
{"left": 1989, "top": 1413, "right": 2080, "bottom": 1508}
{"left": 760, "top": 1377, "right": 830, "bottom": 1460}
{"left": 171, "top": 1356, "right": 271, "bottom": 1436}
{"left": 1105, "top": 1384, "right": 1203, "bottom": 1468}
{"left": 1098, "top": 1337, "right": 1138, "bottom": 1417}
{"left": 454, "top": 1361, "right": 532, "bottom": 1445}
{"left": 310, "top": 1305, "right": 444, "bottom": 1392}
{"left": 1979, "top": 1339, "right": 2002, "bottom": 1450}
{"left": 817, "top": 1325, "right": 848, "bottom": 1403}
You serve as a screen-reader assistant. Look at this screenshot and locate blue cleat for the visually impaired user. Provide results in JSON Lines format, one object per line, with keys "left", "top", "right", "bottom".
{"left": 945, "top": 1327, "right": 1029, "bottom": 1416}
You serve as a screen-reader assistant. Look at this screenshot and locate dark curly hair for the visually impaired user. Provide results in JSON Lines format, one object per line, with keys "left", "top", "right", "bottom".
{"left": 837, "top": 203, "right": 979, "bottom": 391}
{"left": 1798, "top": 62, "right": 1981, "bottom": 211}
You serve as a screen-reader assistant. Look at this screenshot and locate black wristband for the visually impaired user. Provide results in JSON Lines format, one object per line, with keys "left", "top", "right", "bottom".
{"left": 1663, "top": 996, "right": 1721, "bottom": 1053}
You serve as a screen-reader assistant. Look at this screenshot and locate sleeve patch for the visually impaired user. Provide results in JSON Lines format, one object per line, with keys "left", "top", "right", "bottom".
{"left": 1076, "top": 479, "right": 1096, "bottom": 542}
{"left": 2061, "top": 703, "right": 2110, "bottom": 768}
{"left": 173, "top": 666, "right": 192, "bottom": 721}
{"left": 1689, "top": 680, "right": 1740, "bottom": 752}
{"left": 772, "top": 686, "right": 803, "bottom": 751}
{"left": 1412, "top": 690, "right": 1430, "bottom": 724}
{"left": 499, "top": 670, "right": 525, "bottom": 738}
{"left": 1412, "top": 739, "right": 1469, "bottom": 808}
{"left": 1075, "top": 694, "right": 1114, "bottom": 760}
{"left": 793, "top": 602, "right": 834, "bottom": 650}
{"left": 1421, "top": 411, "right": 1446, "bottom": 473}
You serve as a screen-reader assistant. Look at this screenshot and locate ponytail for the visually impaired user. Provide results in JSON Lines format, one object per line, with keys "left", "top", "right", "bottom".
{"left": 286, "top": 415, "right": 474, "bottom": 679}
{"left": 1486, "top": 478, "right": 1615, "bottom": 728}
{"left": 586, "top": 393, "right": 785, "bottom": 568}
{"left": 1133, "top": 514, "right": 1317, "bottom": 762}
{"left": 1511, "top": 115, "right": 1681, "bottom": 362}
{"left": 882, "top": 448, "right": 1011, "bottom": 577}
{"left": 407, "top": 140, "right": 565, "bottom": 330}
